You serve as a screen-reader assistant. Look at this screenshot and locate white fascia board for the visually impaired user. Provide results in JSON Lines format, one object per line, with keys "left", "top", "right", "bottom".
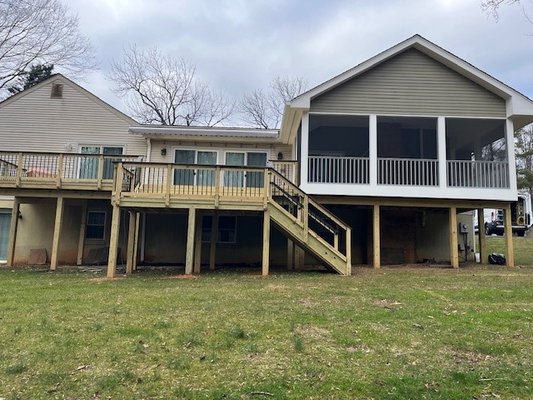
{"left": 300, "top": 182, "right": 518, "bottom": 202}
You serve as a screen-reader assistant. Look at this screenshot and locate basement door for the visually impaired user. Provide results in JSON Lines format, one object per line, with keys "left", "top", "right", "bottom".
{"left": 0, "top": 212, "right": 10, "bottom": 261}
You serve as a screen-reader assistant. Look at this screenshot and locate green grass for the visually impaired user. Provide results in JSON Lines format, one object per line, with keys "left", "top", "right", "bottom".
{"left": 0, "top": 245, "right": 532, "bottom": 399}
{"left": 485, "top": 235, "right": 533, "bottom": 265}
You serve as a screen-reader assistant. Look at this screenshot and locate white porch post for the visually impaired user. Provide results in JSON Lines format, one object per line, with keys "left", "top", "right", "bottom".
{"left": 369, "top": 115, "right": 378, "bottom": 186}
{"left": 506, "top": 119, "right": 517, "bottom": 192}
{"left": 437, "top": 116, "right": 447, "bottom": 188}
{"left": 300, "top": 111, "right": 309, "bottom": 188}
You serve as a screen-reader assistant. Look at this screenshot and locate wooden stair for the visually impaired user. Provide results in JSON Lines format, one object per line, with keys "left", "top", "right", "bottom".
{"left": 267, "top": 170, "right": 351, "bottom": 275}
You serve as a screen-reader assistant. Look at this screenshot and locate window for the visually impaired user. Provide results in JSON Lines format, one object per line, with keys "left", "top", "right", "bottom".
{"left": 86, "top": 211, "right": 106, "bottom": 240}
{"left": 79, "top": 146, "right": 124, "bottom": 179}
{"left": 224, "top": 151, "right": 267, "bottom": 188}
{"left": 174, "top": 149, "right": 217, "bottom": 185}
{"left": 201, "top": 215, "right": 237, "bottom": 244}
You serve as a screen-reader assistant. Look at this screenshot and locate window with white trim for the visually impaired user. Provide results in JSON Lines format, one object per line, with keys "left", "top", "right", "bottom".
{"left": 86, "top": 211, "right": 106, "bottom": 240}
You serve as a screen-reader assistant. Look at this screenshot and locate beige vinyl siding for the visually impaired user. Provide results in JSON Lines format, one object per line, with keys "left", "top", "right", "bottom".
{"left": 310, "top": 49, "right": 506, "bottom": 118}
{"left": 149, "top": 140, "right": 293, "bottom": 163}
{"left": 0, "top": 78, "right": 146, "bottom": 155}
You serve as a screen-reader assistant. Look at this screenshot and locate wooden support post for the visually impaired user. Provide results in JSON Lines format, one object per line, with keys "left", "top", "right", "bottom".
{"left": 50, "top": 196, "right": 64, "bottom": 271}
{"left": 346, "top": 227, "right": 352, "bottom": 276}
{"left": 133, "top": 212, "right": 140, "bottom": 271}
{"left": 209, "top": 214, "right": 218, "bottom": 271}
{"left": 287, "top": 239, "right": 294, "bottom": 270}
{"left": 97, "top": 154, "right": 104, "bottom": 190}
{"left": 449, "top": 206, "right": 459, "bottom": 268}
{"left": 56, "top": 153, "right": 63, "bottom": 188}
{"left": 107, "top": 204, "right": 121, "bottom": 278}
{"left": 504, "top": 204, "right": 515, "bottom": 267}
{"left": 477, "top": 208, "right": 486, "bottom": 264}
{"left": 76, "top": 201, "right": 88, "bottom": 265}
{"left": 185, "top": 208, "right": 196, "bottom": 275}
{"left": 6, "top": 198, "right": 20, "bottom": 267}
{"left": 193, "top": 213, "right": 202, "bottom": 274}
{"left": 372, "top": 205, "right": 381, "bottom": 269}
{"left": 126, "top": 211, "right": 137, "bottom": 274}
{"left": 262, "top": 209, "right": 270, "bottom": 276}
{"left": 295, "top": 246, "right": 304, "bottom": 270}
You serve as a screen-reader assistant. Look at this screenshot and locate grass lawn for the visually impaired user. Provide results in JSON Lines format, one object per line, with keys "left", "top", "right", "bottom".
{"left": 0, "top": 240, "right": 532, "bottom": 399}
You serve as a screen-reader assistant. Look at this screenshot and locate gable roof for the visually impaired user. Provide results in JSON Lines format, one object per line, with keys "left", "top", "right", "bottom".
{"left": 0, "top": 73, "right": 138, "bottom": 125}
{"left": 281, "top": 34, "right": 533, "bottom": 143}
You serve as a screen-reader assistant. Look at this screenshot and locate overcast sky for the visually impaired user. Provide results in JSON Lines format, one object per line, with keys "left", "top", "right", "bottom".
{"left": 68, "top": 0, "right": 533, "bottom": 122}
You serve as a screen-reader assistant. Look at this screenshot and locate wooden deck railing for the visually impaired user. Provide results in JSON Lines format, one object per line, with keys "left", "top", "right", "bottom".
{"left": 378, "top": 158, "right": 439, "bottom": 186}
{"left": 270, "top": 160, "right": 299, "bottom": 184}
{"left": 0, "top": 151, "right": 142, "bottom": 191}
{"left": 447, "top": 160, "right": 509, "bottom": 188}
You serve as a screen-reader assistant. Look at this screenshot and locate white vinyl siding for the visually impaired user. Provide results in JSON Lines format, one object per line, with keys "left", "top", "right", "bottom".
{"left": 310, "top": 49, "right": 506, "bottom": 118}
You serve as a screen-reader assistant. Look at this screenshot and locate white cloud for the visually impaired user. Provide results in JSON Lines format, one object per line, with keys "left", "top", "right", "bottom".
{"left": 66, "top": 0, "right": 533, "bottom": 119}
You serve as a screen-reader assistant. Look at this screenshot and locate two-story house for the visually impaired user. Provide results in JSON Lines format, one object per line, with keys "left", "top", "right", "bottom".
{"left": 1, "top": 35, "right": 532, "bottom": 277}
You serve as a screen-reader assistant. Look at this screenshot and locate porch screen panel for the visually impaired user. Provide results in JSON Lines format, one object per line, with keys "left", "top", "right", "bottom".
{"left": 224, "top": 152, "right": 245, "bottom": 187}
{"left": 196, "top": 151, "right": 217, "bottom": 186}
{"left": 0, "top": 212, "right": 10, "bottom": 260}
{"left": 174, "top": 150, "right": 195, "bottom": 185}
{"left": 102, "top": 147, "right": 123, "bottom": 179}
{"left": 246, "top": 152, "right": 267, "bottom": 188}
{"left": 79, "top": 146, "right": 100, "bottom": 179}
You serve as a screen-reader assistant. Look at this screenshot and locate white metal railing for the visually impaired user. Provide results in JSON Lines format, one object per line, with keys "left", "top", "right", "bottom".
{"left": 308, "top": 156, "right": 369, "bottom": 184}
{"left": 378, "top": 158, "right": 439, "bottom": 186}
{"left": 447, "top": 160, "right": 509, "bottom": 188}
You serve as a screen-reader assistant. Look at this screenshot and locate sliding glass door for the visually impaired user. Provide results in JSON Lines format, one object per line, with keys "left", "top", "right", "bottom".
{"left": 174, "top": 149, "right": 217, "bottom": 186}
{"left": 224, "top": 151, "right": 267, "bottom": 188}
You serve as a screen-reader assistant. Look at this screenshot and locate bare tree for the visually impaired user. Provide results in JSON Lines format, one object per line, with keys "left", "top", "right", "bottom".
{"left": 482, "top": 0, "right": 533, "bottom": 22}
{"left": 0, "top": 0, "right": 95, "bottom": 95}
{"left": 109, "top": 45, "right": 234, "bottom": 126}
{"left": 241, "top": 76, "right": 307, "bottom": 129}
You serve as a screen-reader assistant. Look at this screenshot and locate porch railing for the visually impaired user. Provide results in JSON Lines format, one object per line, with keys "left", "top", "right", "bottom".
{"left": 447, "top": 160, "right": 509, "bottom": 188}
{"left": 0, "top": 151, "right": 142, "bottom": 190}
{"left": 378, "top": 158, "right": 439, "bottom": 186}
{"left": 270, "top": 160, "right": 298, "bottom": 184}
{"left": 308, "top": 156, "right": 369, "bottom": 184}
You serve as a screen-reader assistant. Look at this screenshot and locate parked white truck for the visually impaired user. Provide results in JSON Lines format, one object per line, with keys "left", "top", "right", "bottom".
{"left": 477, "top": 191, "right": 532, "bottom": 236}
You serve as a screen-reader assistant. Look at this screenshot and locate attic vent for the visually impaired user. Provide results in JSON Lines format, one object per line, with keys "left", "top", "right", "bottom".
{"left": 51, "top": 83, "right": 63, "bottom": 98}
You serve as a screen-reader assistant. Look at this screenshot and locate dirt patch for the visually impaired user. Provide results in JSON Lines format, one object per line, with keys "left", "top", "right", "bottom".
{"left": 372, "top": 299, "right": 402, "bottom": 309}
{"left": 451, "top": 349, "right": 491, "bottom": 365}
{"left": 167, "top": 274, "right": 197, "bottom": 280}
{"left": 294, "top": 325, "right": 330, "bottom": 339}
{"left": 297, "top": 298, "right": 318, "bottom": 308}
{"left": 265, "top": 284, "right": 289, "bottom": 291}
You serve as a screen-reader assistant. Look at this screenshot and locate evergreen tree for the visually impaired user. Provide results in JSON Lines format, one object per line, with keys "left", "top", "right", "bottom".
{"left": 7, "top": 64, "right": 54, "bottom": 95}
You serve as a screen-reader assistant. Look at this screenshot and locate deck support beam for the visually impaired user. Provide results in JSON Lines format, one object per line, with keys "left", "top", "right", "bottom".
{"left": 477, "top": 208, "right": 486, "bottom": 264}
{"left": 133, "top": 212, "right": 140, "bottom": 271}
{"left": 262, "top": 209, "right": 270, "bottom": 276}
{"left": 209, "top": 214, "right": 218, "bottom": 271}
{"left": 449, "top": 206, "right": 459, "bottom": 268}
{"left": 6, "top": 198, "right": 20, "bottom": 267}
{"left": 193, "top": 213, "right": 202, "bottom": 274}
{"left": 50, "top": 196, "right": 64, "bottom": 271}
{"left": 504, "top": 204, "right": 515, "bottom": 267}
{"left": 76, "top": 201, "right": 88, "bottom": 266}
{"left": 185, "top": 208, "right": 196, "bottom": 275}
{"left": 287, "top": 239, "right": 294, "bottom": 270}
{"left": 107, "top": 204, "right": 121, "bottom": 278}
{"left": 126, "top": 211, "right": 137, "bottom": 274}
{"left": 372, "top": 205, "right": 380, "bottom": 269}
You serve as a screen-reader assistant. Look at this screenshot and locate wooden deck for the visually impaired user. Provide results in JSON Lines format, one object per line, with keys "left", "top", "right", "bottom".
{"left": 106, "top": 161, "right": 352, "bottom": 277}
